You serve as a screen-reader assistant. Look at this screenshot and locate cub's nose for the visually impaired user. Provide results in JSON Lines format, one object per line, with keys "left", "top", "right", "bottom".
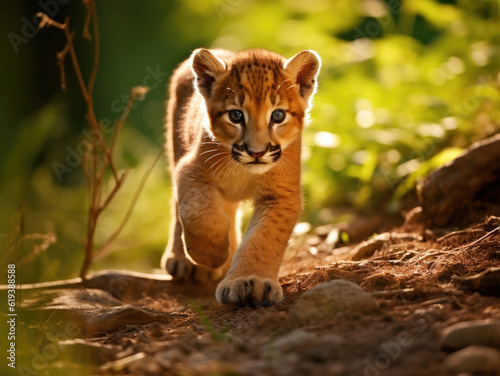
{"left": 245, "top": 144, "right": 268, "bottom": 159}
{"left": 248, "top": 150, "right": 266, "bottom": 159}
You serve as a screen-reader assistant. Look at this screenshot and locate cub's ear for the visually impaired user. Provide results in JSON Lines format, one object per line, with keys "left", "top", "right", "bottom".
{"left": 191, "top": 48, "right": 226, "bottom": 98}
{"left": 284, "top": 50, "right": 321, "bottom": 102}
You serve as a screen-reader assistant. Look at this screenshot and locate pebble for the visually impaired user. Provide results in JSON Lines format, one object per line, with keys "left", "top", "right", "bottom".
{"left": 241, "top": 360, "right": 270, "bottom": 374}
{"left": 289, "top": 279, "right": 378, "bottom": 325}
{"left": 260, "top": 330, "right": 318, "bottom": 357}
{"left": 441, "top": 319, "right": 500, "bottom": 350}
{"left": 186, "top": 352, "right": 221, "bottom": 374}
{"left": 154, "top": 348, "right": 184, "bottom": 368}
{"left": 302, "top": 334, "right": 343, "bottom": 361}
{"left": 315, "top": 224, "right": 335, "bottom": 238}
{"left": 444, "top": 346, "right": 500, "bottom": 374}
{"left": 260, "top": 330, "right": 343, "bottom": 360}
{"left": 271, "top": 353, "right": 301, "bottom": 376}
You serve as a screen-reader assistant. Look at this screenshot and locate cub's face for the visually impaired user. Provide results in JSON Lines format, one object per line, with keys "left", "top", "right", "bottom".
{"left": 192, "top": 48, "right": 321, "bottom": 174}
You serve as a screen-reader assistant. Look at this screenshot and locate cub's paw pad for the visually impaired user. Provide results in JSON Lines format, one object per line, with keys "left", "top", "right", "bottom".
{"left": 215, "top": 275, "right": 283, "bottom": 305}
{"left": 166, "top": 257, "right": 223, "bottom": 282}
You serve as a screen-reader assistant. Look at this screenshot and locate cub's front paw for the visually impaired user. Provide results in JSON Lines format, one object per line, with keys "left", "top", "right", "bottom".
{"left": 166, "top": 257, "right": 225, "bottom": 282}
{"left": 216, "top": 275, "right": 283, "bottom": 306}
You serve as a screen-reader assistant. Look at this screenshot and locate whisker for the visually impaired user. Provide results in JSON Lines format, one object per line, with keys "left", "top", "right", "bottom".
{"left": 210, "top": 155, "right": 230, "bottom": 170}
{"left": 199, "top": 148, "right": 220, "bottom": 157}
{"left": 226, "top": 87, "right": 239, "bottom": 106}
{"left": 281, "top": 157, "right": 290, "bottom": 176}
{"left": 223, "top": 159, "right": 238, "bottom": 181}
{"left": 282, "top": 84, "right": 298, "bottom": 93}
{"left": 215, "top": 158, "right": 234, "bottom": 181}
{"left": 204, "top": 151, "right": 227, "bottom": 163}
{"left": 277, "top": 159, "right": 288, "bottom": 176}
{"left": 213, "top": 156, "right": 231, "bottom": 174}
{"left": 275, "top": 79, "right": 291, "bottom": 94}
{"left": 274, "top": 159, "right": 285, "bottom": 176}
{"left": 280, "top": 156, "right": 295, "bottom": 175}
{"left": 283, "top": 155, "right": 294, "bottom": 171}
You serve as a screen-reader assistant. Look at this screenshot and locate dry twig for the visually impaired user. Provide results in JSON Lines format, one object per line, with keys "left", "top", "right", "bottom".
{"left": 38, "top": 1, "right": 152, "bottom": 278}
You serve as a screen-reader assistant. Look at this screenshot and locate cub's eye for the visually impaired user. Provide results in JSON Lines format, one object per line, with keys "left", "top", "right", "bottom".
{"left": 271, "top": 109, "right": 286, "bottom": 124}
{"left": 228, "top": 110, "right": 244, "bottom": 124}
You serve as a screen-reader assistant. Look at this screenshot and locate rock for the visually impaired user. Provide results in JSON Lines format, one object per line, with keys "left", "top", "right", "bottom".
{"left": 271, "top": 330, "right": 318, "bottom": 350}
{"left": 325, "top": 228, "right": 340, "bottom": 246}
{"left": 241, "top": 360, "right": 270, "bottom": 374}
{"left": 320, "top": 334, "right": 343, "bottom": 347}
{"left": 22, "top": 288, "right": 172, "bottom": 336}
{"left": 441, "top": 319, "right": 500, "bottom": 350}
{"left": 271, "top": 353, "right": 301, "bottom": 376}
{"left": 260, "top": 330, "right": 343, "bottom": 360}
{"left": 305, "top": 236, "right": 322, "bottom": 247}
{"left": 289, "top": 279, "right": 378, "bottom": 325}
{"left": 260, "top": 330, "right": 318, "bottom": 357}
{"left": 444, "top": 346, "right": 500, "bottom": 374}
{"left": 186, "top": 352, "right": 220, "bottom": 374}
{"left": 315, "top": 224, "right": 336, "bottom": 238}
{"left": 302, "top": 334, "right": 343, "bottom": 361}
{"left": 154, "top": 348, "right": 184, "bottom": 368}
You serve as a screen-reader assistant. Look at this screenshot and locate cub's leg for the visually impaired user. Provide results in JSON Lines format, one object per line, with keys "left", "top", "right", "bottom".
{"left": 162, "top": 199, "right": 238, "bottom": 281}
{"left": 216, "top": 184, "right": 302, "bottom": 305}
{"left": 162, "top": 60, "right": 209, "bottom": 280}
{"left": 162, "top": 201, "right": 218, "bottom": 281}
{"left": 170, "top": 166, "right": 238, "bottom": 279}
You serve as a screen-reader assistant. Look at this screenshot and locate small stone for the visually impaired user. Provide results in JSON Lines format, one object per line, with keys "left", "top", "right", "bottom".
{"left": 271, "top": 353, "right": 300, "bottom": 376}
{"left": 197, "top": 332, "right": 215, "bottom": 346}
{"left": 186, "top": 352, "right": 220, "bottom": 374}
{"left": 315, "top": 224, "right": 336, "bottom": 238}
{"left": 260, "top": 330, "right": 318, "bottom": 357}
{"left": 444, "top": 346, "right": 500, "bottom": 374}
{"left": 302, "top": 335, "right": 343, "bottom": 361}
{"left": 325, "top": 229, "right": 340, "bottom": 246}
{"left": 241, "top": 360, "right": 270, "bottom": 374}
{"left": 441, "top": 319, "right": 500, "bottom": 350}
{"left": 289, "top": 279, "right": 378, "bottom": 325}
{"left": 154, "top": 348, "right": 183, "bottom": 368}
{"left": 320, "top": 334, "right": 343, "bottom": 347}
{"left": 305, "top": 236, "right": 322, "bottom": 247}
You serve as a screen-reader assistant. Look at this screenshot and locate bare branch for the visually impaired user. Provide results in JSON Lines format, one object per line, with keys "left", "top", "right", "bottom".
{"left": 82, "top": 0, "right": 93, "bottom": 41}
{"left": 110, "top": 86, "right": 150, "bottom": 153}
{"left": 94, "top": 152, "right": 162, "bottom": 257}
{"left": 39, "top": 3, "right": 152, "bottom": 279}
{"left": 86, "top": 0, "right": 100, "bottom": 110}
{"left": 37, "top": 12, "right": 65, "bottom": 30}
{"left": 100, "top": 171, "right": 129, "bottom": 212}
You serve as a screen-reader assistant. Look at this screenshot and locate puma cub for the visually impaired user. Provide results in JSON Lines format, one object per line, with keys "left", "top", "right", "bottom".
{"left": 161, "top": 48, "right": 321, "bottom": 305}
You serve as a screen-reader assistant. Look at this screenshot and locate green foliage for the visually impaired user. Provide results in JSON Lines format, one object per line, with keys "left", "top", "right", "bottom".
{"left": 1, "top": 0, "right": 499, "bottom": 281}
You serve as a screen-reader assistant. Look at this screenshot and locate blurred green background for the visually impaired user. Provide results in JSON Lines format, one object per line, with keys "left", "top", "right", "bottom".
{"left": 0, "top": 0, "right": 499, "bottom": 283}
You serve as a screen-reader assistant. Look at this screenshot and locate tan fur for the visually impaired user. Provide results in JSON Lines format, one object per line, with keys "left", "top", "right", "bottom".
{"left": 161, "top": 48, "right": 321, "bottom": 304}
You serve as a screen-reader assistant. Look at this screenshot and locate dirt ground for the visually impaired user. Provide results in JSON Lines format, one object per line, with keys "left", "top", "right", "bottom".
{"left": 12, "top": 209, "right": 500, "bottom": 376}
